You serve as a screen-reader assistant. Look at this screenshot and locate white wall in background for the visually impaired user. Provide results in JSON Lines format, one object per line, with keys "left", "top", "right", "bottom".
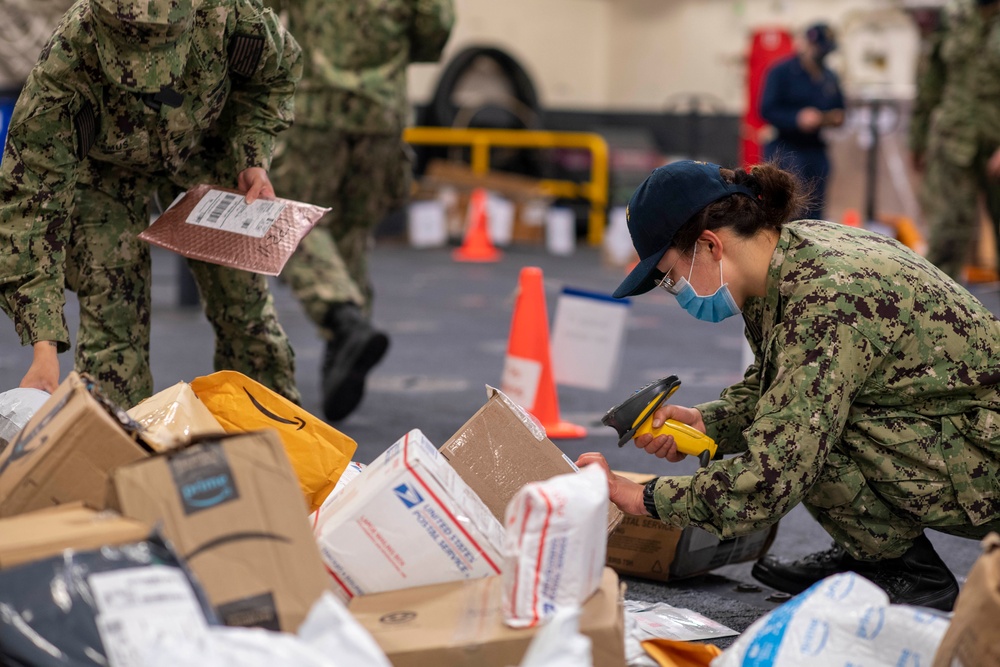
{"left": 408, "top": 0, "right": 923, "bottom": 114}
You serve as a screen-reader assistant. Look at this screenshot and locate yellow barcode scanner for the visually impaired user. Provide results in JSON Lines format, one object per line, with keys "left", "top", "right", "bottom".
{"left": 602, "top": 375, "right": 718, "bottom": 468}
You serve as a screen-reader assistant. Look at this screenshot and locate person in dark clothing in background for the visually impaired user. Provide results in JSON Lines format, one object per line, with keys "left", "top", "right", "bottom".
{"left": 760, "top": 22, "right": 846, "bottom": 220}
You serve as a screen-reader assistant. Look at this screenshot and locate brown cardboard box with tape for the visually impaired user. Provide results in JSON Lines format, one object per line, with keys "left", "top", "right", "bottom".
{"left": 0, "top": 372, "right": 152, "bottom": 518}
{"left": 110, "top": 430, "right": 330, "bottom": 632}
{"left": 607, "top": 471, "right": 776, "bottom": 582}
{"left": 439, "top": 387, "right": 623, "bottom": 534}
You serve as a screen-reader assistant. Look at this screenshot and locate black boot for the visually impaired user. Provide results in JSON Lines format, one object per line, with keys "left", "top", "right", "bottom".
{"left": 751, "top": 534, "right": 959, "bottom": 611}
{"left": 321, "top": 303, "right": 389, "bottom": 421}
{"left": 751, "top": 543, "right": 863, "bottom": 595}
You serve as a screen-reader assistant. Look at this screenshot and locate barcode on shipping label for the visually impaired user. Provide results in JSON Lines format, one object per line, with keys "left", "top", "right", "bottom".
{"left": 185, "top": 188, "right": 286, "bottom": 238}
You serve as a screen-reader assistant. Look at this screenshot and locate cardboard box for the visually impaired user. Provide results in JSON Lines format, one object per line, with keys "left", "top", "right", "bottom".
{"left": 110, "top": 430, "right": 330, "bottom": 632}
{"left": 416, "top": 161, "right": 552, "bottom": 244}
{"left": 607, "top": 471, "right": 777, "bottom": 582}
{"left": 932, "top": 532, "right": 1000, "bottom": 667}
{"left": 0, "top": 502, "right": 151, "bottom": 569}
{"left": 315, "top": 429, "right": 505, "bottom": 600}
{"left": 349, "top": 567, "right": 626, "bottom": 667}
{"left": 440, "top": 387, "right": 624, "bottom": 533}
{"left": 0, "top": 372, "right": 152, "bottom": 518}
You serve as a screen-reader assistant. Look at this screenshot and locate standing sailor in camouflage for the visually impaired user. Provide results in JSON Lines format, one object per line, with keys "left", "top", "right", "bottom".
{"left": 921, "top": 0, "right": 1000, "bottom": 281}
{"left": 0, "top": 0, "right": 304, "bottom": 408}
{"left": 267, "top": 0, "right": 454, "bottom": 422}
{"left": 577, "top": 160, "right": 1000, "bottom": 611}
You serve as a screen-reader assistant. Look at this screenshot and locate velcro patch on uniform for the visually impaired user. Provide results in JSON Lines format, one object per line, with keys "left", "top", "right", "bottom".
{"left": 229, "top": 34, "right": 265, "bottom": 78}
{"left": 74, "top": 102, "right": 97, "bottom": 160}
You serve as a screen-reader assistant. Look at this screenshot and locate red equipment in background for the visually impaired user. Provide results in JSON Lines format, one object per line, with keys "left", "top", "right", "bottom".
{"left": 740, "top": 27, "right": 794, "bottom": 169}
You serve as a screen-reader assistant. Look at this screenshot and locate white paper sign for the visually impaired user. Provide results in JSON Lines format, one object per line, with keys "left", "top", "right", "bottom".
{"left": 545, "top": 207, "right": 576, "bottom": 256}
{"left": 90, "top": 566, "right": 211, "bottom": 667}
{"left": 407, "top": 200, "right": 448, "bottom": 248}
{"left": 551, "top": 288, "right": 630, "bottom": 391}
{"left": 185, "top": 189, "right": 286, "bottom": 238}
{"left": 486, "top": 193, "right": 515, "bottom": 246}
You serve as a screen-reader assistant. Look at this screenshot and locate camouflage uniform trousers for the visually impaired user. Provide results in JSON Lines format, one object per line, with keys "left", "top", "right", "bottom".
{"left": 270, "top": 125, "right": 410, "bottom": 336}
{"left": 922, "top": 136, "right": 1000, "bottom": 281}
{"left": 67, "top": 159, "right": 300, "bottom": 408}
{"left": 803, "top": 448, "right": 1000, "bottom": 561}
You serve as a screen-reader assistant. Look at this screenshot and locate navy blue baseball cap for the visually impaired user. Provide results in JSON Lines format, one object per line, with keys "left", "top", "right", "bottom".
{"left": 805, "top": 23, "right": 837, "bottom": 56}
{"left": 612, "top": 160, "right": 755, "bottom": 299}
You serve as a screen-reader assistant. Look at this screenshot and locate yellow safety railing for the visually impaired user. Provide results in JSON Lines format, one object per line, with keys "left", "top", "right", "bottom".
{"left": 402, "top": 127, "right": 610, "bottom": 246}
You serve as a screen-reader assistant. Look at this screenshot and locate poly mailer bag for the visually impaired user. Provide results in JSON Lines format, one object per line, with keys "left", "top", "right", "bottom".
{"left": 0, "top": 533, "right": 218, "bottom": 667}
{"left": 713, "top": 572, "right": 950, "bottom": 667}
{"left": 502, "top": 463, "right": 609, "bottom": 628}
{"left": 0, "top": 387, "right": 49, "bottom": 452}
{"left": 136, "top": 592, "right": 392, "bottom": 667}
{"left": 127, "top": 381, "right": 225, "bottom": 452}
{"left": 139, "top": 184, "right": 329, "bottom": 275}
{"left": 190, "top": 371, "right": 356, "bottom": 513}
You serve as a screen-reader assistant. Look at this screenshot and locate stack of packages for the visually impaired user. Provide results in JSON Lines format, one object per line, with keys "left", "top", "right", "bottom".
{"left": 0, "top": 372, "right": 787, "bottom": 666}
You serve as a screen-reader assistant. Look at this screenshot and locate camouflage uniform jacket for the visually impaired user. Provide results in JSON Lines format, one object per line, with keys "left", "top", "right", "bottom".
{"left": 907, "top": 26, "right": 946, "bottom": 158}
{"left": 920, "top": 0, "right": 1000, "bottom": 165}
{"left": 0, "top": 0, "right": 302, "bottom": 351}
{"left": 266, "top": 0, "right": 453, "bottom": 133}
{"left": 652, "top": 220, "right": 1000, "bottom": 538}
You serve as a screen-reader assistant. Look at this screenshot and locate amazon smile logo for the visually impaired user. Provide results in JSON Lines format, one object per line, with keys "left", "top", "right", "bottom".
{"left": 243, "top": 388, "right": 306, "bottom": 430}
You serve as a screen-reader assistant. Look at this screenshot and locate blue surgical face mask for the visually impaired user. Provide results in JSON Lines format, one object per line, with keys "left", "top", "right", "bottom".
{"left": 672, "top": 244, "right": 741, "bottom": 323}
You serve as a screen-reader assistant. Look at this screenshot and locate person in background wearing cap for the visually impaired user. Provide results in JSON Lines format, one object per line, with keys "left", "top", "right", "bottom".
{"left": 265, "top": 0, "right": 454, "bottom": 422}
{"left": 918, "top": 0, "right": 1000, "bottom": 282}
{"left": 0, "top": 0, "right": 304, "bottom": 408}
{"left": 759, "top": 22, "right": 845, "bottom": 220}
{"left": 576, "top": 160, "right": 1000, "bottom": 611}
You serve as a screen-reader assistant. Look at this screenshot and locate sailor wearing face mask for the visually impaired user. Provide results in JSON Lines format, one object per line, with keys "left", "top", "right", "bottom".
{"left": 759, "top": 22, "right": 845, "bottom": 220}
{"left": 576, "top": 160, "right": 1000, "bottom": 611}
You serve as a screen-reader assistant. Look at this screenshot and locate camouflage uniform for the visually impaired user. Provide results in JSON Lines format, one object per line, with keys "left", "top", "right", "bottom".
{"left": 266, "top": 0, "right": 454, "bottom": 326}
{"left": 907, "top": 16, "right": 945, "bottom": 215}
{"left": 650, "top": 220, "right": 1000, "bottom": 560}
{"left": 921, "top": 0, "right": 1000, "bottom": 280}
{"left": 0, "top": 0, "right": 304, "bottom": 407}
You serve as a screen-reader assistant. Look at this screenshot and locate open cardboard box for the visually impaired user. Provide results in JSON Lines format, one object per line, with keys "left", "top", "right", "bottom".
{"left": 0, "top": 372, "right": 154, "bottom": 518}
{"left": 349, "top": 567, "right": 626, "bottom": 667}
{"left": 439, "top": 387, "right": 623, "bottom": 534}
{"left": 608, "top": 471, "right": 777, "bottom": 582}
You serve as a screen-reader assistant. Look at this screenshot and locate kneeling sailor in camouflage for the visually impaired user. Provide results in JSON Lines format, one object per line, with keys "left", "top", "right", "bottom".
{"left": 577, "top": 160, "right": 1000, "bottom": 611}
{"left": 0, "top": 0, "right": 304, "bottom": 407}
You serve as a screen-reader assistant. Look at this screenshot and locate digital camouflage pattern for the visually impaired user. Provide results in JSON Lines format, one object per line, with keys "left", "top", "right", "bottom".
{"left": 272, "top": 130, "right": 406, "bottom": 320}
{"left": 266, "top": 0, "right": 454, "bottom": 133}
{"left": 266, "top": 0, "right": 453, "bottom": 330}
{"left": 91, "top": 0, "right": 194, "bottom": 92}
{"left": 651, "top": 221, "right": 1000, "bottom": 559}
{"left": 920, "top": 0, "right": 1000, "bottom": 279}
{"left": 0, "top": 0, "right": 303, "bottom": 407}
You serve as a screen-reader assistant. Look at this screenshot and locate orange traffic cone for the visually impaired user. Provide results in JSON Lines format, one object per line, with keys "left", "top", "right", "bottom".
{"left": 842, "top": 208, "right": 862, "bottom": 228}
{"left": 500, "top": 266, "right": 587, "bottom": 439}
{"left": 453, "top": 188, "right": 501, "bottom": 262}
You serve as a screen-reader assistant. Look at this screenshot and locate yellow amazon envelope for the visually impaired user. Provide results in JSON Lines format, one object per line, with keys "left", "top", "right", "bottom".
{"left": 189, "top": 371, "right": 356, "bottom": 513}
